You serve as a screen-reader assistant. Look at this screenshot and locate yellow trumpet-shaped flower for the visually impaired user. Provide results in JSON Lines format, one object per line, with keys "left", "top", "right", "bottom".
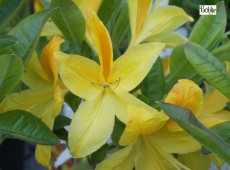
{"left": 0, "top": 37, "right": 67, "bottom": 169}
{"left": 151, "top": 79, "right": 230, "bottom": 154}
{"left": 96, "top": 106, "right": 188, "bottom": 170}
{"left": 128, "top": 0, "right": 193, "bottom": 48}
{"left": 55, "top": 12, "right": 165, "bottom": 158}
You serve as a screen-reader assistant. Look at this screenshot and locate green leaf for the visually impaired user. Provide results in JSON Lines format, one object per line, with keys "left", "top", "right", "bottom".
{"left": 51, "top": 0, "right": 85, "bottom": 52}
{"left": 111, "top": 2, "right": 130, "bottom": 46}
{"left": 211, "top": 41, "right": 230, "bottom": 62}
{"left": 0, "top": 110, "right": 60, "bottom": 145}
{"left": 111, "top": 119, "right": 125, "bottom": 146}
{"left": 189, "top": 1, "right": 226, "bottom": 50}
{"left": 184, "top": 42, "right": 230, "bottom": 99}
{"left": 157, "top": 102, "right": 230, "bottom": 164}
{"left": 0, "top": 35, "right": 18, "bottom": 49}
{"left": 141, "top": 58, "right": 165, "bottom": 107}
{"left": 0, "top": 54, "right": 23, "bottom": 100}
{"left": 54, "top": 115, "right": 71, "bottom": 130}
{"left": 0, "top": 9, "right": 55, "bottom": 63}
{"left": 89, "top": 144, "right": 109, "bottom": 165}
{"left": 166, "top": 45, "right": 201, "bottom": 91}
{"left": 64, "top": 92, "right": 82, "bottom": 112}
{"left": 53, "top": 128, "right": 68, "bottom": 141}
{"left": 211, "top": 121, "right": 230, "bottom": 142}
{"left": 0, "top": 0, "right": 25, "bottom": 31}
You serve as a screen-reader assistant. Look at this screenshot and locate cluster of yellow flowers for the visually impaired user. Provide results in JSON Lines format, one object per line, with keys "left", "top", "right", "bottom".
{"left": 1, "top": 0, "right": 229, "bottom": 169}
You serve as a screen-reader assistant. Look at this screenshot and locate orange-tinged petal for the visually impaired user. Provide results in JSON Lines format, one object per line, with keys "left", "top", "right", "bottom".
{"left": 86, "top": 13, "right": 113, "bottom": 81}
{"left": 128, "top": 0, "right": 153, "bottom": 46}
{"left": 22, "top": 53, "right": 50, "bottom": 89}
{"left": 96, "top": 144, "right": 135, "bottom": 170}
{"left": 68, "top": 92, "right": 115, "bottom": 158}
{"left": 113, "top": 42, "right": 165, "bottom": 92}
{"left": 41, "top": 36, "right": 64, "bottom": 84}
{"left": 55, "top": 51, "right": 101, "bottom": 100}
{"left": 165, "top": 79, "right": 203, "bottom": 131}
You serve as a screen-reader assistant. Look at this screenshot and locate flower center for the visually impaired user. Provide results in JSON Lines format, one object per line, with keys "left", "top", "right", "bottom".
{"left": 91, "top": 77, "right": 120, "bottom": 92}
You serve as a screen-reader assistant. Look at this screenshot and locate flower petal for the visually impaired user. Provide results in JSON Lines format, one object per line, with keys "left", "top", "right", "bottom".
{"left": 41, "top": 36, "right": 64, "bottom": 84}
{"left": 119, "top": 105, "right": 167, "bottom": 146}
{"left": 165, "top": 79, "right": 203, "bottom": 131}
{"left": 138, "top": 6, "right": 193, "bottom": 44}
{"left": 202, "top": 89, "right": 229, "bottom": 115}
{"left": 128, "top": 0, "right": 153, "bottom": 46}
{"left": 35, "top": 145, "right": 52, "bottom": 169}
{"left": 55, "top": 51, "right": 101, "bottom": 100}
{"left": 199, "top": 110, "right": 230, "bottom": 128}
{"left": 73, "top": 0, "right": 102, "bottom": 17}
{"left": 146, "top": 31, "right": 187, "bottom": 48}
{"left": 96, "top": 144, "right": 135, "bottom": 170}
{"left": 113, "top": 42, "right": 165, "bottom": 92}
{"left": 86, "top": 13, "right": 113, "bottom": 81}
{"left": 151, "top": 128, "right": 201, "bottom": 154}
{"left": 22, "top": 53, "right": 50, "bottom": 89}
{"left": 0, "top": 89, "right": 55, "bottom": 118}
{"left": 68, "top": 92, "right": 115, "bottom": 158}
{"left": 115, "top": 90, "right": 167, "bottom": 123}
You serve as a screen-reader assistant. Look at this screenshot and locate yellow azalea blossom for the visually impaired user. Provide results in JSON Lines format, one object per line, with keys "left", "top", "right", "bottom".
{"left": 55, "top": 12, "right": 165, "bottom": 158}
{"left": 151, "top": 79, "right": 230, "bottom": 154}
{"left": 96, "top": 106, "right": 188, "bottom": 170}
{"left": 0, "top": 37, "right": 67, "bottom": 169}
{"left": 128, "top": 0, "right": 193, "bottom": 48}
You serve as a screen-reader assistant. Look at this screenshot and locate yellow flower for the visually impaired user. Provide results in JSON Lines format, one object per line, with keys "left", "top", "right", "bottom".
{"left": 151, "top": 79, "right": 230, "bottom": 154}
{"left": 128, "top": 0, "right": 193, "bottom": 48}
{"left": 0, "top": 37, "right": 67, "bottom": 169}
{"left": 34, "top": 0, "right": 51, "bottom": 12}
{"left": 55, "top": 12, "right": 165, "bottom": 158}
{"left": 96, "top": 106, "right": 188, "bottom": 170}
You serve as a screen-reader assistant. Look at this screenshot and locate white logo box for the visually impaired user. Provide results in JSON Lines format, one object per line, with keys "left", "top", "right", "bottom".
{"left": 199, "top": 5, "right": 217, "bottom": 15}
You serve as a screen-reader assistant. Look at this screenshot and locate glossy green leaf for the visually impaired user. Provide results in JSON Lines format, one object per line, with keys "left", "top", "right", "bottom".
{"left": 53, "top": 128, "right": 68, "bottom": 141}
{"left": 141, "top": 58, "right": 165, "bottom": 107}
{"left": 89, "top": 144, "right": 109, "bottom": 165}
{"left": 166, "top": 45, "right": 201, "bottom": 91}
{"left": 0, "top": 9, "right": 55, "bottom": 63}
{"left": 0, "top": 35, "right": 18, "bottom": 49}
{"left": 0, "top": 0, "right": 24, "bottom": 31}
{"left": 211, "top": 121, "right": 230, "bottom": 142}
{"left": 189, "top": 1, "right": 226, "bottom": 50}
{"left": 0, "top": 110, "right": 60, "bottom": 145}
{"left": 184, "top": 42, "right": 230, "bottom": 99}
{"left": 64, "top": 92, "right": 82, "bottom": 112}
{"left": 111, "top": 1, "right": 129, "bottom": 46}
{"left": 158, "top": 102, "right": 230, "bottom": 164}
{"left": 0, "top": 54, "right": 23, "bottom": 100}
{"left": 51, "top": 0, "right": 85, "bottom": 52}
{"left": 53, "top": 115, "right": 71, "bottom": 130}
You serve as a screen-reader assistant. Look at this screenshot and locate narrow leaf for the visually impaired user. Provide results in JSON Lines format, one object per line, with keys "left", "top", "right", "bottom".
{"left": 0, "top": 54, "right": 23, "bottom": 99}
{"left": 184, "top": 42, "right": 230, "bottom": 99}
{"left": 51, "top": 0, "right": 85, "bottom": 51}
{"left": 189, "top": 1, "right": 226, "bottom": 50}
{"left": 0, "top": 110, "right": 60, "bottom": 145}
{"left": 141, "top": 58, "right": 165, "bottom": 107}
{"left": 0, "top": 0, "right": 24, "bottom": 30}
{"left": 158, "top": 102, "right": 230, "bottom": 164}
{"left": 0, "top": 9, "right": 55, "bottom": 63}
{"left": 211, "top": 41, "right": 230, "bottom": 62}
